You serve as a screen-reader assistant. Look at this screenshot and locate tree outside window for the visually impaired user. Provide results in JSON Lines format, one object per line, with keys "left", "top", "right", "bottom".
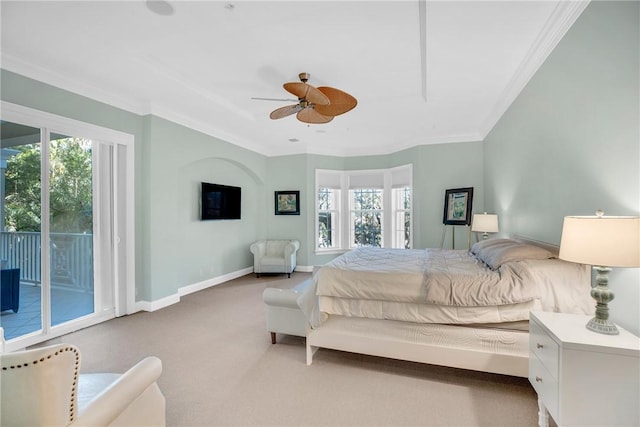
{"left": 350, "top": 188, "right": 383, "bottom": 247}
{"left": 4, "top": 138, "right": 93, "bottom": 233}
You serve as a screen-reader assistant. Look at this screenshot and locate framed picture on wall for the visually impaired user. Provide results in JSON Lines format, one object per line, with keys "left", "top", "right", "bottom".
{"left": 275, "top": 190, "right": 300, "bottom": 215}
{"left": 443, "top": 187, "right": 473, "bottom": 225}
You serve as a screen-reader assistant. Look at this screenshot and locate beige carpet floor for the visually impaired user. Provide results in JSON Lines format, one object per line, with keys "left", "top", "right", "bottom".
{"left": 45, "top": 272, "right": 541, "bottom": 426}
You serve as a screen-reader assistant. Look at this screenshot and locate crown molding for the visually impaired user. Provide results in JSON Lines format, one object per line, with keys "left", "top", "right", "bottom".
{"left": 2, "top": 53, "right": 147, "bottom": 115}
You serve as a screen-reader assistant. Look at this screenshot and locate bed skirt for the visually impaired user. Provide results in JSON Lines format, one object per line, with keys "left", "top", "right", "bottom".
{"left": 306, "top": 315, "right": 529, "bottom": 377}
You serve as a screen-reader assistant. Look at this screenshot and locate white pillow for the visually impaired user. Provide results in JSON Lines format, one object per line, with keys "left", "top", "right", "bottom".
{"left": 474, "top": 240, "right": 554, "bottom": 270}
{"left": 470, "top": 238, "right": 516, "bottom": 255}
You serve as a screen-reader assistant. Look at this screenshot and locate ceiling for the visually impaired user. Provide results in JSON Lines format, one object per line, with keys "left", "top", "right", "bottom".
{"left": 1, "top": 1, "right": 588, "bottom": 157}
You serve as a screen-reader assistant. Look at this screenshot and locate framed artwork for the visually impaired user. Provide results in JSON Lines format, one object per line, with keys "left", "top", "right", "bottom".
{"left": 443, "top": 187, "right": 474, "bottom": 225}
{"left": 275, "top": 190, "right": 300, "bottom": 215}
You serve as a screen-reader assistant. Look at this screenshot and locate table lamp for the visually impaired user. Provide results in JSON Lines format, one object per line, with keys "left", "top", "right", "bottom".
{"left": 559, "top": 211, "right": 640, "bottom": 335}
{"left": 471, "top": 213, "right": 499, "bottom": 240}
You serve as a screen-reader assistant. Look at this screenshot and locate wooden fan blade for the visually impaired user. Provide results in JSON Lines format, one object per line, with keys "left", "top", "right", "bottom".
{"left": 283, "top": 82, "right": 330, "bottom": 105}
{"left": 315, "top": 86, "right": 358, "bottom": 117}
{"left": 270, "top": 104, "right": 302, "bottom": 120}
{"left": 297, "top": 108, "right": 333, "bottom": 124}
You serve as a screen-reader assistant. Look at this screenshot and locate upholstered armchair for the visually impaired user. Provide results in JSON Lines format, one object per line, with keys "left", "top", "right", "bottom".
{"left": 250, "top": 239, "right": 300, "bottom": 278}
{"left": 0, "top": 343, "right": 165, "bottom": 427}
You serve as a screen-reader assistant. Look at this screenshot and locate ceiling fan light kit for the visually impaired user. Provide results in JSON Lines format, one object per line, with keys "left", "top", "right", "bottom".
{"left": 263, "top": 73, "right": 357, "bottom": 124}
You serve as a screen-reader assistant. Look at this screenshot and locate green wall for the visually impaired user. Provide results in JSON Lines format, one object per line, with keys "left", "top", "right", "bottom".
{"left": 483, "top": 1, "right": 639, "bottom": 333}
{"left": 144, "top": 116, "right": 268, "bottom": 299}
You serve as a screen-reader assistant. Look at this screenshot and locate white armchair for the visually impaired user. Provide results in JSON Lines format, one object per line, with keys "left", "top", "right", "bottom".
{"left": 250, "top": 239, "right": 300, "bottom": 278}
{"left": 0, "top": 343, "right": 165, "bottom": 427}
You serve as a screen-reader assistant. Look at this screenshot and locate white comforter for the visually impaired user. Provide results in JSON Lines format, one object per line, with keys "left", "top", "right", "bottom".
{"left": 317, "top": 247, "right": 538, "bottom": 306}
{"left": 313, "top": 247, "right": 593, "bottom": 326}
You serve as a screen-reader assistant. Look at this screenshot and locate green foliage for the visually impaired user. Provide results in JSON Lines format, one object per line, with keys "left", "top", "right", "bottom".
{"left": 4, "top": 138, "right": 93, "bottom": 233}
{"left": 4, "top": 145, "right": 42, "bottom": 231}
{"left": 352, "top": 189, "right": 383, "bottom": 247}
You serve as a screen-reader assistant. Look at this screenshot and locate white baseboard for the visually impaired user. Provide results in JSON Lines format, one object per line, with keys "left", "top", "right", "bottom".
{"left": 133, "top": 265, "right": 313, "bottom": 313}
{"left": 178, "top": 266, "right": 254, "bottom": 297}
{"left": 133, "top": 266, "right": 254, "bottom": 313}
{"left": 134, "top": 294, "right": 179, "bottom": 313}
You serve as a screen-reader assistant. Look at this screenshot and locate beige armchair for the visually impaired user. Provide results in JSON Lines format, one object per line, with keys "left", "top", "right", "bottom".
{"left": 250, "top": 239, "right": 300, "bottom": 278}
{"left": 0, "top": 343, "right": 165, "bottom": 427}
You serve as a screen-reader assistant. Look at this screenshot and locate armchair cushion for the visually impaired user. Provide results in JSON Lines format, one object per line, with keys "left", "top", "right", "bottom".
{"left": 250, "top": 239, "right": 300, "bottom": 278}
{"left": 75, "top": 357, "right": 165, "bottom": 427}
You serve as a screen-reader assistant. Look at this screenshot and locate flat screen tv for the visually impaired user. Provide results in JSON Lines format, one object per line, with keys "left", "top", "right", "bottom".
{"left": 201, "top": 182, "right": 241, "bottom": 220}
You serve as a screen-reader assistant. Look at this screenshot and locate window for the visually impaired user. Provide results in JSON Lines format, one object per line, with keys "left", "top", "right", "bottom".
{"left": 393, "top": 186, "right": 412, "bottom": 249}
{"left": 318, "top": 187, "right": 339, "bottom": 248}
{"left": 316, "top": 165, "right": 412, "bottom": 251}
{"left": 350, "top": 188, "right": 383, "bottom": 247}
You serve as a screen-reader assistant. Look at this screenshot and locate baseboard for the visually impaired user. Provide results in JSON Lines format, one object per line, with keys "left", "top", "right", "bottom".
{"left": 178, "top": 266, "right": 254, "bottom": 297}
{"left": 133, "top": 265, "right": 315, "bottom": 313}
{"left": 134, "top": 294, "right": 180, "bottom": 313}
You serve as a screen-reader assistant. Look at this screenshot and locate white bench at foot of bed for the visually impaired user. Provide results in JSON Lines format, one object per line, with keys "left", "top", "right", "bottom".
{"left": 306, "top": 315, "right": 529, "bottom": 378}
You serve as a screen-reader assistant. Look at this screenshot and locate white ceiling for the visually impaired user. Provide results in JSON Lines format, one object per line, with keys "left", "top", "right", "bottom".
{"left": 1, "top": 1, "right": 588, "bottom": 157}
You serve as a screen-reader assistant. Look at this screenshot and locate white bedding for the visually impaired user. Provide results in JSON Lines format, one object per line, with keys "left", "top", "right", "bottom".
{"left": 319, "top": 296, "right": 541, "bottom": 325}
{"left": 313, "top": 247, "right": 593, "bottom": 326}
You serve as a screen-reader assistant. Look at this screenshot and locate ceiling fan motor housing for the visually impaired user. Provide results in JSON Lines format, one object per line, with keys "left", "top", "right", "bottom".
{"left": 299, "top": 72, "right": 310, "bottom": 82}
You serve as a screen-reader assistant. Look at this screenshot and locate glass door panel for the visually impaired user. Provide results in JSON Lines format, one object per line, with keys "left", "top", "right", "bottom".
{"left": 49, "top": 133, "right": 94, "bottom": 326}
{"left": 1, "top": 121, "right": 43, "bottom": 340}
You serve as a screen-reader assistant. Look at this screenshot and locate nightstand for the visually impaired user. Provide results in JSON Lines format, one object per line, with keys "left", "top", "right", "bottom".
{"left": 529, "top": 311, "right": 640, "bottom": 427}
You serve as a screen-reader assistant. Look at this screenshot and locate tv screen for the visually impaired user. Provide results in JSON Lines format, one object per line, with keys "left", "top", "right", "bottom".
{"left": 201, "top": 182, "right": 241, "bottom": 220}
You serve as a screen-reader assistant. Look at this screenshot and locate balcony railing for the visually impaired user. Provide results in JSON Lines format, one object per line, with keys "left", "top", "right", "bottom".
{"left": 0, "top": 231, "right": 93, "bottom": 291}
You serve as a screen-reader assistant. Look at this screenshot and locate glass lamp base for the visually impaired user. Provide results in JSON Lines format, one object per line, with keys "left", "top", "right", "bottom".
{"left": 586, "top": 316, "right": 619, "bottom": 335}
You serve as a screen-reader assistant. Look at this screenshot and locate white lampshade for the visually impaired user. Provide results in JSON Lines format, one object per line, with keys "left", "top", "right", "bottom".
{"left": 559, "top": 215, "right": 640, "bottom": 267}
{"left": 471, "top": 213, "right": 499, "bottom": 233}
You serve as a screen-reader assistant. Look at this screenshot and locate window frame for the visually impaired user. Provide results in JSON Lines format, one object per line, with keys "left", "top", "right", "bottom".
{"left": 317, "top": 187, "right": 340, "bottom": 249}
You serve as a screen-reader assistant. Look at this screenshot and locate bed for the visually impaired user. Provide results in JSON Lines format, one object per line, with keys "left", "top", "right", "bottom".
{"left": 304, "top": 237, "right": 594, "bottom": 377}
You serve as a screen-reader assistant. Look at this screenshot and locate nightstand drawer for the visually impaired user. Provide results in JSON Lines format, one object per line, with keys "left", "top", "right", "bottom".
{"left": 529, "top": 319, "right": 559, "bottom": 379}
{"left": 529, "top": 354, "right": 558, "bottom": 418}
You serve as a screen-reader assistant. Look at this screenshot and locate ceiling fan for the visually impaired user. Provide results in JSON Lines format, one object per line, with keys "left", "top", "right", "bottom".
{"left": 255, "top": 73, "right": 357, "bottom": 124}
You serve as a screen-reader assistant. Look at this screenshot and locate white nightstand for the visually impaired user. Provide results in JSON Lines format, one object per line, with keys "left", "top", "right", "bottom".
{"left": 529, "top": 311, "right": 640, "bottom": 427}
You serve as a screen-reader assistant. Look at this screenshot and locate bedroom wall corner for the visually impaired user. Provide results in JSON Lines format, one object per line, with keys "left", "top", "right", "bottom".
{"left": 263, "top": 154, "right": 311, "bottom": 267}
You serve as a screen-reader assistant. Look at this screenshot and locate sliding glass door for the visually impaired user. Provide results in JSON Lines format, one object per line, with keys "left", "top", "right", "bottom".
{"left": 1, "top": 123, "right": 98, "bottom": 341}
{"left": 1, "top": 104, "right": 134, "bottom": 350}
